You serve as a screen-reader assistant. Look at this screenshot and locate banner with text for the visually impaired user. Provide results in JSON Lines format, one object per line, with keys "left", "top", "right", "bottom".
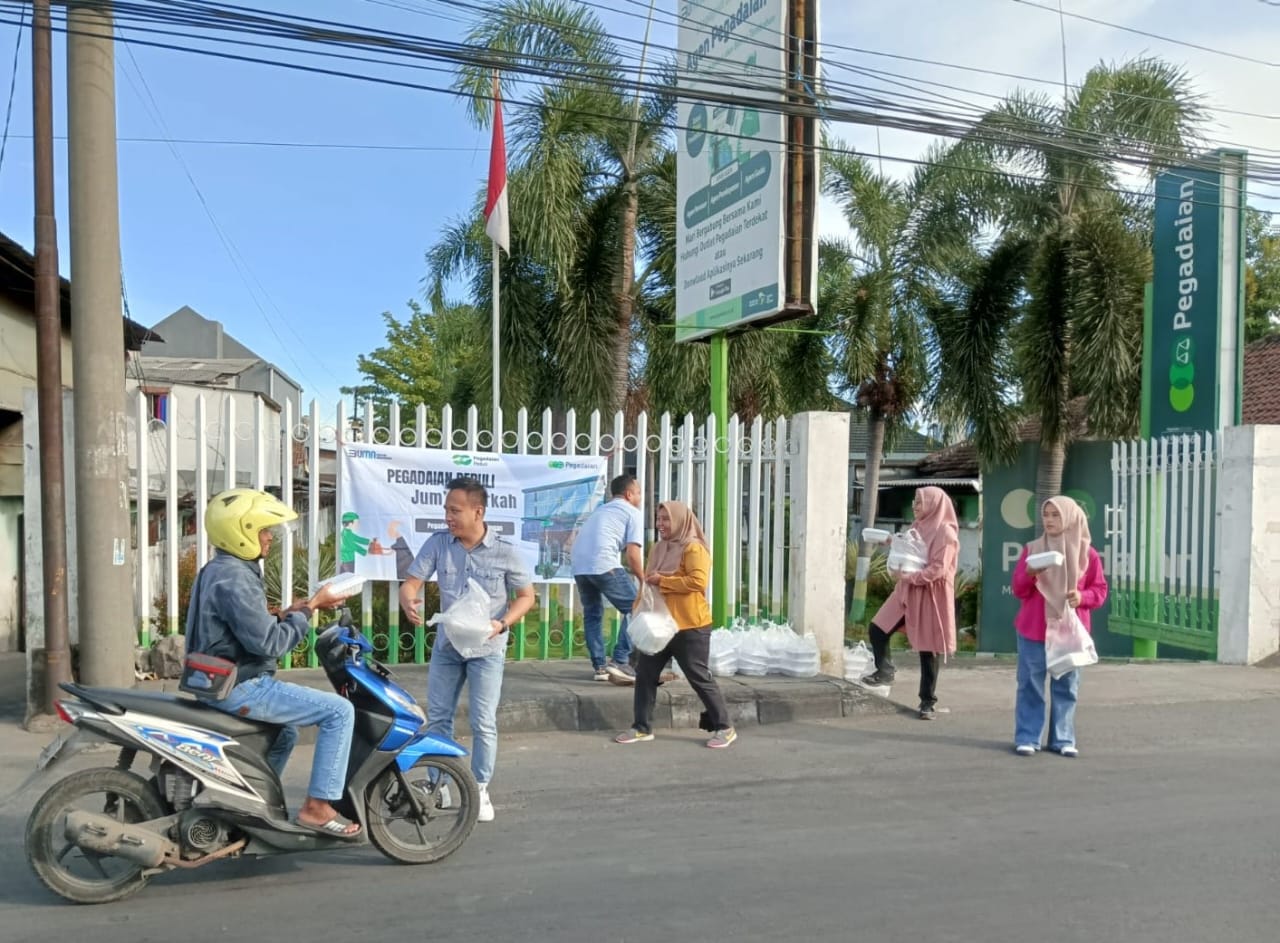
{"left": 338, "top": 445, "right": 609, "bottom": 583}
{"left": 674, "top": 0, "right": 787, "bottom": 341}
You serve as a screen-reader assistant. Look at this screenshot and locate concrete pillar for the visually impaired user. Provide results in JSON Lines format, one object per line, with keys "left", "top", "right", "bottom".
{"left": 787, "top": 412, "right": 850, "bottom": 677}
{"left": 1216, "top": 425, "right": 1280, "bottom": 664}
{"left": 23, "top": 389, "right": 79, "bottom": 719}
{"left": 67, "top": 7, "right": 135, "bottom": 687}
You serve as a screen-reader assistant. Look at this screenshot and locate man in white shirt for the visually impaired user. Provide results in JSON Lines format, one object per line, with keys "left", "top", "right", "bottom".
{"left": 571, "top": 474, "right": 645, "bottom": 683}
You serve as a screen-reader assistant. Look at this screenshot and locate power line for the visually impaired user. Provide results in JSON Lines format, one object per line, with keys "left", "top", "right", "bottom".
{"left": 5, "top": 133, "right": 485, "bottom": 150}
{"left": 0, "top": 2, "right": 23, "bottom": 179}
{"left": 7, "top": 0, "right": 1280, "bottom": 180}
{"left": 4, "top": 1, "right": 1276, "bottom": 209}
{"left": 115, "top": 28, "right": 335, "bottom": 409}
{"left": 8, "top": 0, "right": 1274, "bottom": 190}
{"left": 1009, "top": 0, "right": 1280, "bottom": 69}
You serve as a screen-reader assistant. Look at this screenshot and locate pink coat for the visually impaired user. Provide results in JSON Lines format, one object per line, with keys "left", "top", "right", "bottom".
{"left": 1011, "top": 546, "right": 1108, "bottom": 642}
{"left": 871, "top": 528, "right": 959, "bottom": 656}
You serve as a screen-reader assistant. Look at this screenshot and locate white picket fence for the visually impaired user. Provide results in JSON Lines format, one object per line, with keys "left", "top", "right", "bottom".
{"left": 132, "top": 390, "right": 798, "bottom": 660}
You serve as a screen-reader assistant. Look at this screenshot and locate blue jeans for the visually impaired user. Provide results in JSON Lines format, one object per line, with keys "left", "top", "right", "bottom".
{"left": 574, "top": 569, "right": 636, "bottom": 668}
{"left": 216, "top": 674, "right": 355, "bottom": 801}
{"left": 1015, "top": 635, "right": 1081, "bottom": 750}
{"left": 427, "top": 638, "right": 505, "bottom": 785}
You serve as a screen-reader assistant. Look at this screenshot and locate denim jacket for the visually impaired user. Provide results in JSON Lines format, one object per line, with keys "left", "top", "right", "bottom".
{"left": 185, "top": 550, "right": 310, "bottom": 684}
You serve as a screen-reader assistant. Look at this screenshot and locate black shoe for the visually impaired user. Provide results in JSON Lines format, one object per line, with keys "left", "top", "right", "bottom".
{"left": 860, "top": 669, "right": 895, "bottom": 686}
{"left": 918, "top": 704, "right": 937, "bottom": 720}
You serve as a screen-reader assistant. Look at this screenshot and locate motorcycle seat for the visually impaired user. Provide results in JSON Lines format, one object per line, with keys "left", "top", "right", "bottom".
{"left": 60, "top": 682, "right": 280, "bottom": 740}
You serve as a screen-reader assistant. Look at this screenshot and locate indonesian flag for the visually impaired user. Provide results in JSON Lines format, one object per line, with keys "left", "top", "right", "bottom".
{"left": 484, "top": 84, "right": 510, "bottom": 255}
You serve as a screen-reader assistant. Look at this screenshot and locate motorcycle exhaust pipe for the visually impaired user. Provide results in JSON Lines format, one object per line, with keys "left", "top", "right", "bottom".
{"left": 64, "top": 811, "right": 178, "bottom": 869}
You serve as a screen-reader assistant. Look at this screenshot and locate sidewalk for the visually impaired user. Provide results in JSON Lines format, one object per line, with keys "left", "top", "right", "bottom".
{"left": 0, "top": 653, "right": 898, "bottom": 744}
{"left": 4, "top": 653, "right": 1280, "bottom": 757}
{"left": 131, "top": 659, "right": 901, "bottom": 743}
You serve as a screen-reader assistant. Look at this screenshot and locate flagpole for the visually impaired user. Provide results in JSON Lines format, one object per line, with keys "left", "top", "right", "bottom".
{"left": 492, "top": 236, "right": 500, "bottom": 439}
{"left": 490, "top": 69, "right": 502, "bottom": 441}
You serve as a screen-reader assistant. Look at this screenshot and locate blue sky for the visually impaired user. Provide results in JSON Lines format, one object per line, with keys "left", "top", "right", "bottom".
{"left": 1, "top": 0, "right": 1278, "bottom": 417}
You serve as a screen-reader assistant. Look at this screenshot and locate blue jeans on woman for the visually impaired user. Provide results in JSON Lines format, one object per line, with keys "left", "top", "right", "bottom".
{"left": 217, "top": 674, "right": 355, "bottom": 801}
{"left": 574, "top": 569, "right": 636, "bottom": 668}
{"left": 426, "top": 637, "right": 505, "bottom": 785}
{"left": 1015, "top": 635, "right": 1081, "bottom": 750}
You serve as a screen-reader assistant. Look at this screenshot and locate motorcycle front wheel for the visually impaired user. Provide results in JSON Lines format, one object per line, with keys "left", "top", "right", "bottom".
{"left": 365, "top": 755, "right": 478, "bottom": 864}
{"left": 25, "top": 767, "right": 167, "bottom": 904}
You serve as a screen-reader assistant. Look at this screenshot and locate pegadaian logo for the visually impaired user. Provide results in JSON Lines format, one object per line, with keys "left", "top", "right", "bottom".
{"left": 998, "top": 488, "right": 1096, "bottom": 529}
{"left": 547, "top": 460, "right": 565, "bottom": 469}
{"left": 451, "top": 455, "right": 473, "bottom": 466}
{"left": 1169, "top": 335, "right": 1195, "bottom": 412}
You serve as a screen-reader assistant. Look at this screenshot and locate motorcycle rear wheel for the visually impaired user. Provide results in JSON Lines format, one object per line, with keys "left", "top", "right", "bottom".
{"left": 26, "top": 767, "right": 167, "bottom": 904}
{"left": 365, "top": 755, "right": 478, "bottom": 864}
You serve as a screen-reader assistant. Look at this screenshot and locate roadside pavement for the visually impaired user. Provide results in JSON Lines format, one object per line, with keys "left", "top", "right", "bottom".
{"left": 3, "top": 650, "right": 1279, "bottom": 777}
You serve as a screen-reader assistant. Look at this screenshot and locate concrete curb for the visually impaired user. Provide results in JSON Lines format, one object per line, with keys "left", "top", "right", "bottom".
{"left": 44, "top": 660, "right": 901, "bottom": 743}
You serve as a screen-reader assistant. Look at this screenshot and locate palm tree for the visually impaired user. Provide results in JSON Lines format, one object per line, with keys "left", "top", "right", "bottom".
{"left": 933, "top": 58, "right": 1204, "bottom": 512}
{"left": 445, "top": 0, "right": 675, "bottom": 416}
{"left": 820, "top": 138, "right": 985, "bottom": 620}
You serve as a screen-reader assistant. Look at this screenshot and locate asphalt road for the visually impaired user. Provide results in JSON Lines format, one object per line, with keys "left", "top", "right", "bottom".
{"left": 2, "top": 686, "right": 1279, "bottom": 943}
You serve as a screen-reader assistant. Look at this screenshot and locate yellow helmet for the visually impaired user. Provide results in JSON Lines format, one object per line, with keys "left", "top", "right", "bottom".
{"left": 205, "top": 489, "right": 297, "bottom": 561}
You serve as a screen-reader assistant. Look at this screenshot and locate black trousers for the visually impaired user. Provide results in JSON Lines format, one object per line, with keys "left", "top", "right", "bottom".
{"left": 869, "top": 620, "right": 940, "bottom": 709}
{"left": 633, "top": 627, "right": 731, "bottom": 734}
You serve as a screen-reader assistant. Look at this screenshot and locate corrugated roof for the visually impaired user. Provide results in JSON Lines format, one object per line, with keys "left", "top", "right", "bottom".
{"left": 134, "top": 356, "right": 261, "bottom": 386}
{"left": 0, "top": 231, "right": 159, "bottom": 350}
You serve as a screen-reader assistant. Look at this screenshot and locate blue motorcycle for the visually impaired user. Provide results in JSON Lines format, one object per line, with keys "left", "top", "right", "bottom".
{"left": 23, "top": 613, "right": 478, "bottom": 904}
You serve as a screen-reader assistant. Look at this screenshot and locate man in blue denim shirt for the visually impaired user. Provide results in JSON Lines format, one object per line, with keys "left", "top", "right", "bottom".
{"left": 398, "top": 477, "right": 535, "bottom": 823}
{"left": 186, "top": 489, "right": 360, "bottom": 839}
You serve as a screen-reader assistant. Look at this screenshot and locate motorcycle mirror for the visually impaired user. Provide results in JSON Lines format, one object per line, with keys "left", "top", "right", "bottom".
{"left": 338, "top": 607, "right": 353, "bottom": 628}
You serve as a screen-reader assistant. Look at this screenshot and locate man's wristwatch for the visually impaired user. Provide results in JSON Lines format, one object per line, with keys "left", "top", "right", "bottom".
{"left": 498, "top": 618, "right": 509, "bottom": 633}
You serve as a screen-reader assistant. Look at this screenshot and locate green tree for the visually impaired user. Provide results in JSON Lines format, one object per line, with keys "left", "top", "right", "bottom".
{"left": 932, "top": 58, "right": 1204, "bottom": 512}
{"left": 1245, "top": 207, "right": 1280, "bottom": 342}
{"left": 343, "top": 300, "right": 485, "bottom": 431}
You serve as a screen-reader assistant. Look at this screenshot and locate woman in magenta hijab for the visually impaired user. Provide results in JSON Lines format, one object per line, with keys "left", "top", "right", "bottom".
{"left": 862, "top": 486, "right": 959, "bottom": 719}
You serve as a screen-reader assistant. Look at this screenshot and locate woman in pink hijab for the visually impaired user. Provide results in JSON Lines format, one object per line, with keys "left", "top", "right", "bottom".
{"left": 863, "top": 486, "right": 959, "bottom": 719}
{"left": 1010, "top": 496, "right": 1108, "bottom": 757}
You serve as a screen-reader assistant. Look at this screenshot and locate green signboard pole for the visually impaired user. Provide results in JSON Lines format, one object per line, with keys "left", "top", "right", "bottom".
{"left": 711, "top": 334, "right": 730, "bottom": 628}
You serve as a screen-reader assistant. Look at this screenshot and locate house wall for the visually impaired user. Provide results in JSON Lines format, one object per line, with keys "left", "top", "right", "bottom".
{"left": 123, "top": 381, "right": 283, "bottom": 492}
{"left": 0, "top": 298, "right": 74, "bottom": 498}
{"left": 242, "top": 361, "right": 301, "bottom": 418}
{"left": 0, "top": 496, "right": 21, "bottom": 652}
{"left": 142, "top": 309, "right": 255, "bottom": 361}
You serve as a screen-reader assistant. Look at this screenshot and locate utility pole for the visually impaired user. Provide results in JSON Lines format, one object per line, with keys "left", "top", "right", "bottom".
{"left": 67, "top": 2, "right": 135, "bottom": 687}
{"left": 32, "top": 0, "right": 72, "bottom": 711}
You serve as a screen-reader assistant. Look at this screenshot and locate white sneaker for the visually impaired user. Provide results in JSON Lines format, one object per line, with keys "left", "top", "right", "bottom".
{"left": 1014, "top": 744, "right": 1037, "bottom": 756}
{"left": 476, "top": 783, "right": 495, "bottom": 823}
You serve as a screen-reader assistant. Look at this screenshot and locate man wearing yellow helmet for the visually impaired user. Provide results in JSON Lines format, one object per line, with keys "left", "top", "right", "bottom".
{"left": 187, "top": 489, "right": 362, "bottom": 839}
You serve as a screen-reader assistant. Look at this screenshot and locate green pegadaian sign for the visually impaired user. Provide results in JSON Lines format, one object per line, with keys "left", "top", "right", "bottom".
{"left": 1145, "top": 151, "right": 1246, "bottom": 437}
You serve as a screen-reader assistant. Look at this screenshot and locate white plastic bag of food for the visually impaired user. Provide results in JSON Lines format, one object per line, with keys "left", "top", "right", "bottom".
{"left": 1045, "top": 608, "right": 1098, "bottom": 679}
{"left": 709, "top": 629, "right": 741, "bottom": 677}
{"left": 427, "top": 578, "right": 500, "bottom": 658}
{"left": 887, "top": 529, "right": 928, "bottom": 575}
{"left": 844, "top": 640, "right": 874, "bottom": 682}
{"left": 629, "top": 585, "right": 679, "bottom": 655}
